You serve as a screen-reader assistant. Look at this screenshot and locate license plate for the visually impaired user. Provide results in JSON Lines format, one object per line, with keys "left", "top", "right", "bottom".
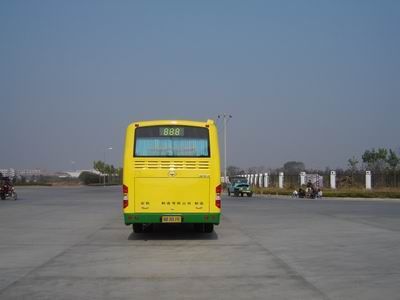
{"left": 161, "top": 216, "right": 182, "bottom": 223}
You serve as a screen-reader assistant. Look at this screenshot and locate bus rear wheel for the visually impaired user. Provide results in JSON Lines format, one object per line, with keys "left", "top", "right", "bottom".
{"left": 133, "top": 224, "right": 143, "bottom": 233}
{"left": 204, "top": 224, "right": 214, "bottom": 233}
{"left": 194, "top": 223, "right": 214, "bottom": 233}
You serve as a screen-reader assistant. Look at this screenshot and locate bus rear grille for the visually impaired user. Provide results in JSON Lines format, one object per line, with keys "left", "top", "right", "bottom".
{"left": 134, "top": 161, "right": 209, "bottom": 170}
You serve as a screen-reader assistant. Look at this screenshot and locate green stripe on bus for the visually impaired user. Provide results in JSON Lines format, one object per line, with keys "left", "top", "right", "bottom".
{"left": 124, "top": 213, "right": 220, "bottom": 225}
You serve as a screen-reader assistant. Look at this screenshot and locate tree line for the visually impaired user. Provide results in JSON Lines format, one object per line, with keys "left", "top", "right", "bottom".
{"left": 226, "top": 147, "right": 400, "bottom": 177}
{"left": 92, "top": 160, "right": 123, "bottom": 177}
{"left": 79, "top": 161, "right": 123, "bottom": 185}
{"left": 358, "top": 148, "right": 399, "bottom": 173}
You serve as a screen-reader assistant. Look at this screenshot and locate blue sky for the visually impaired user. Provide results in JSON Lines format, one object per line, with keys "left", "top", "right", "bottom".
{"left": 1, "top": 0, "right": 399, "bottom": 171}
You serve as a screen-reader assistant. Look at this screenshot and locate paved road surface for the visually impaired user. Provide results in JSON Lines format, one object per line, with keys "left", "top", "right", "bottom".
{"left": 0, "top": 187, "right": 399, "bottom": 299}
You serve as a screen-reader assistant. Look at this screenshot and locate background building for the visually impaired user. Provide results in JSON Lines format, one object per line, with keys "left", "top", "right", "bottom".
{"left": 0, "top": 168, "right": 16, "bottom": 178}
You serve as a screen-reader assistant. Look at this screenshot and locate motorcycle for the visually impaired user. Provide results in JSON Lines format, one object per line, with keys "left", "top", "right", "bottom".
{"left": 297, "top": 187, "right": 320, "bottom": 199}
{"left": 0, "top": 184, "right": 17, "bottom": 200}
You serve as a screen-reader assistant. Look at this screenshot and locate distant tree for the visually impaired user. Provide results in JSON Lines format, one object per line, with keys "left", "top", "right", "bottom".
{"left": 386, "top": 149, "right": 399, "bottom": 171}
{"left": 93, "top": 160, "right": 98, "bottom": 171}
{"left": 361, "top": 149, "right": 374, "bottom": 168}
{"left": 362, "top": 148, "right": 388, "bottom": 172}
{"left": 109, "top": 165, "right": 116, "bottom": 184}
{"left": 227, "top": 165, "right": 244, "bottom": 177}
{"left": 347, "top": 156, "right": 359, "bottom": 174}
{"left": 93, "top": 160, "right": 105, "bottom": 174}
{"left": 335, "top": 168, "right": 345, "bottom": 175}
{"left": 79, "top": 171, "right": 100, "bottom": 185}
{"left": 386, "top": 149, "right": 399, "bottom": 186}
{"left": 345, "top": 156, "right": 359, "bottom": 187}
{"left": 104, "top": 164, "right": 111, "bottom": 175}
{"left": 117, "top": 167, "right": 123, "bottom": 184}
{"left": 283, "top": 161, "right": 305, "bottom": 174}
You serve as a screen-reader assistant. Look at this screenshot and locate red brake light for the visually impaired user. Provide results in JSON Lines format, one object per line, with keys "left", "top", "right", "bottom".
{"left": 216, "top": 184, "right": 222, "bottom": 209}
{"left": 123, "top": 199, "right": 128, "bottom": 209}
{"left": 216, "top": 199, "right": 221, "bottom": 208}
{"left": 123, "top": 185, "right": 128, "bottom": 209}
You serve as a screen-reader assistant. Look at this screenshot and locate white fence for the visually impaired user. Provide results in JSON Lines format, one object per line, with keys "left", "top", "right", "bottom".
{"left": 224, "top": 171, "right": 374, "bottom": 190}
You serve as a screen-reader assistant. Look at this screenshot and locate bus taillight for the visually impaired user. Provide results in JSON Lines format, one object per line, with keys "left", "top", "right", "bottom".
{"left": 216, "top": 184, "right": 222, "bottom": 194}
{"left": 123, "top": 184, "right": 128, "bottom": 209}
{"left": 216, "top": 184, "right": 221, "bottom": 208}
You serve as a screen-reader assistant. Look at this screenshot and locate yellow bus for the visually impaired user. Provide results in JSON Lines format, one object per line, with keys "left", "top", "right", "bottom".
{"left": 123, "top": 119, "right": 221, "bottom": 233}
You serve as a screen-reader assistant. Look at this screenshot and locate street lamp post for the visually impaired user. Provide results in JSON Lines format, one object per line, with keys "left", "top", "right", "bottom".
{"left": 104, "top": 147, "right": 113, "bottom": 186}
{"left": 217, "top": 114, "right": 232, "bottom": 184}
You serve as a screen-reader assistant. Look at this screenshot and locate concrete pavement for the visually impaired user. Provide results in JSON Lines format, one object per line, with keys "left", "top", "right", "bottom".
{"left": 0, "top": 187, "right": 399, "bottom": 299}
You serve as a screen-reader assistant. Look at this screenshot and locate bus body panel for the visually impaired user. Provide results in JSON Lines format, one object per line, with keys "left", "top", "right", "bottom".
{"left": 134, "top": 177, "right": 210, "bottom": 213}
{"left": 123, "top": 120, "right": 221, "bottom": 225}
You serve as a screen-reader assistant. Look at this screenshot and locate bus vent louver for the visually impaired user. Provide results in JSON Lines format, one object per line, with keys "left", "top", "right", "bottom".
{"left": 134, "top": 160, "right": 209, "bottom": 170}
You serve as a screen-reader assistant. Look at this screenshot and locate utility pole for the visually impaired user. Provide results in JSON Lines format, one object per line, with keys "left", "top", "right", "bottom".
{"left": 217, "top": 114, "right": 232, "bottom": 184}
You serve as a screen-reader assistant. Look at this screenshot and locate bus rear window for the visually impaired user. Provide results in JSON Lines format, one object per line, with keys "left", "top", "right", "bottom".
{"left": 134, "top": 126, "right": 210, "bottom": 157}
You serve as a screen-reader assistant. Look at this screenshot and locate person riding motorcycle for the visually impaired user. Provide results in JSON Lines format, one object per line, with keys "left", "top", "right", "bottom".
{"left": 305, "top": 180, "right": 318, "bottom": 199}
{"left": 3, "top": 177, "right": 12, "bottom": 192}
{"left": 0, "top": 176, "right": 16, "bottom": 200}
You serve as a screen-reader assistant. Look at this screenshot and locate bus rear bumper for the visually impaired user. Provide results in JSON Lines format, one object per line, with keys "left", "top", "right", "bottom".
{"left": 124, "top": 213, "right": 220, "bottom": 225}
